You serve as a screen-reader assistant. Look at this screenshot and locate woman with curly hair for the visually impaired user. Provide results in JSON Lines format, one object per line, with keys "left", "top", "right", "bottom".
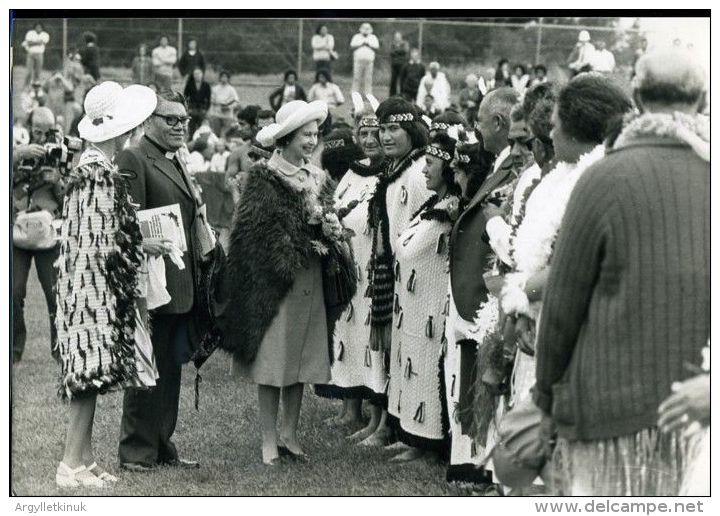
{"left": 220, "top": 100, "right": 356, "bottom": 466}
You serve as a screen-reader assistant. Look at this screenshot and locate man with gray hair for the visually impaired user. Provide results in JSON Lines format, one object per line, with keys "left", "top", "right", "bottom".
{"left": 534, "top": 49, "right": 709, "bottom": 495}
{"left": 446, "top": 87, "right": 523, "bottom": 481}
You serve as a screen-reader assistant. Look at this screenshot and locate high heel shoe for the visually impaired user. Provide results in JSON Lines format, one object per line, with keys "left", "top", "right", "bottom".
{"left": 56, "top": 463, "right": 105, "bottom": 488}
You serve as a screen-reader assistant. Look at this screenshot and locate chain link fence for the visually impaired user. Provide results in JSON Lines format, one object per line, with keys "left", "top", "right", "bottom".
{"left": 12, "top": 16, "right": 645, "bottom": 86}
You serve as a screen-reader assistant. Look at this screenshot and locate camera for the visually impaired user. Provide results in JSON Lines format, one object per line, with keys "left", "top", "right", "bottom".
{"left": 42, "top": 131, "right": 83, "bottom": 174}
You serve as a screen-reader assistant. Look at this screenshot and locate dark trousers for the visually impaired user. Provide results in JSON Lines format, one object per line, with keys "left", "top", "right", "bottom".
{"left": 118, "top": 312, "right": 189, "bottom": 465}
{"left": 389, "top": 63, "right": 404, "bottom": 96}
{"left": 13, "top": 245, "right": 58, "bottom": 361}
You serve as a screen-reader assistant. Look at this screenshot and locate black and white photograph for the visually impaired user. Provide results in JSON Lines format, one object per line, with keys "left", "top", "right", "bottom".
{"left": 6, "top": 5, "right": 711, "bottom": 502}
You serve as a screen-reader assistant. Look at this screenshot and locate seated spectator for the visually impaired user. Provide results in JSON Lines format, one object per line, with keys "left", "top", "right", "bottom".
{"left": 421, "top": 94, "right": 440, "bottom": 119}
{"left": 187, "top": 134, "right": 214, "bottom": 173}
{"left": 511, "top": 64, "right": 530, "bottom": 96}
{"left": 184, "top": 67, "right": 212, "bottom": 137}
{"left": 209, "top": 70, "right": 240, "bottom": 137}
{"left": 308, "top": 70, "right": 345, "bottom": 109}
{"left": 592, "top": 40, "right": 616, "bottom": 73}
{"left": 530, "top": 64, "right": 548, "bottom": 86}
{"left": 416, "top": 61, "right": 451, "bottom": 112}
{"left": 458, "top": 73, "right": 483, "bottom": 127}
{"left": 209, "top": 139, "right": 230, "bottom": 172}
{"left": 269, "top": 69, "right": 307, "bottom": 112}
{"left": 192, "top": 119, "right": 219, "bottom": 147}
{"left": 21, "top": 81, "right": 47, "bottom": 114}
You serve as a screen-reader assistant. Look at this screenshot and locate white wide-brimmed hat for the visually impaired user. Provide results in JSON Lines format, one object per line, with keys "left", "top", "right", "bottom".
{"left": 578, "top": 30, "right": 591, "bottom": 43}
{"left": 78, "top": 81, "right": 157, "bottom": 143}
{"left": 256, "top": 100, "right": 328, "bottom": 147}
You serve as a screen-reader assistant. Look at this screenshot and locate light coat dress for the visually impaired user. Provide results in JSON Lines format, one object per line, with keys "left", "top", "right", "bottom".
{"left": 387, "top": 196, "right": 458, "bottom": 444}
{"left": 329, "top": 164, "right": 382, "bottom": 394}
{"left": 232, "top": 152, "right": 331, "bottom": 387}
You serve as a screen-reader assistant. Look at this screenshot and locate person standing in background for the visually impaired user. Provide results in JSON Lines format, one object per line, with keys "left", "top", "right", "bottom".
{"left": 350, "top": 22, "right": 380, "bottom": 96}
{"left": 152, "top": 35, "right": 177, "bottom": 92}
{"left": 494, "top": 59, "right": 512, "bottom": 88}
{"left": 209, "top": 70, "right": 239, "bottom": 137}
{"left": 592, "top": 40, "right": 616, "bottom": 74}
{"left": 178, "top": 38, "right": 205, "bottom": 82}
{"left": 79, "top": 32, "right": 100, "bottom": 81}
{"left": 389, "top": 31, "right": 409, "bottom": 97}
{"left": 399, "top": 48, "right": 425, "bottom": 103}
{"left": 22, "top": 22, "right": 50, "bottom": 87}
{"left": 311, "top": 24, "right": 337, "bottom": 74}
{"left": 184, "top": 66, "right": 212, "bottom": 138}
{"left": 132, "top": 43, "right": 154, "bottom": 86}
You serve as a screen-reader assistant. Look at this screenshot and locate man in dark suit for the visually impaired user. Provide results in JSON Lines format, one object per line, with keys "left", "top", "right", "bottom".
{"left": 447, "top": 88, "right": 522, "bottom": 459}
{"left": 450, "top": 87, "right": 521, "bottom": 322}
{"left": 116, "top": 90, "right": 202, "bottom": 471}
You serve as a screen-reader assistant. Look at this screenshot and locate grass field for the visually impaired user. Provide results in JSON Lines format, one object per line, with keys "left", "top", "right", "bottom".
{"left": 10, "top": 268, "right": 475, "bottom": 496}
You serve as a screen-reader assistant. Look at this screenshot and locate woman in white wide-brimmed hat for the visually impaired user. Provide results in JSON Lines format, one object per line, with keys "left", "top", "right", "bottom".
{"left": 55, "top": 81, "right": 158, "bottom": 488}
{"left": 217, "top": 100, "right": 357, "bottom": 465}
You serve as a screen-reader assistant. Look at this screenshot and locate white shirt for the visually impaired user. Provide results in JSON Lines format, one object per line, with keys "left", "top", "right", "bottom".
{"left": 415, "top": 72, "right": 451, "bottom": 112}
{"left": 486, "top": 162, "right": 542, "bottom": 267}
{"left": 23, "top": 30, "right": 50, "bottom": 55}
{"left": 350, "top": 33, "right": 379, "bottom": 62}
{"left": 593, "top": 49, "right": 616, "bottom": 73}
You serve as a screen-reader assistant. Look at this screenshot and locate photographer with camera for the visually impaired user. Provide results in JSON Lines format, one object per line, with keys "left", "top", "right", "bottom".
{"left": 12, "top": 106, "right": 78, "bottom": 363}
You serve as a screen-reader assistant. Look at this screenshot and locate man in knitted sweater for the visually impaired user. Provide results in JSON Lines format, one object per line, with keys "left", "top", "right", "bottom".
{"left": 534, "top": 50, "right": 709, "bottom": 495}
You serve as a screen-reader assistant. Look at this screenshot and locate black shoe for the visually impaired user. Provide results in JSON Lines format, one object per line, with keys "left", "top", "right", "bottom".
{"left": 119, "top": 462, "right": 155, "bottom": 473}
{"left": 161, "top": 458, "right": 200, "bottom": 469}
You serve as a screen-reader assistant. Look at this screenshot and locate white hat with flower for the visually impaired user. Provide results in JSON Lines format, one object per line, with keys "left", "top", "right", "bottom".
{"left": 78, "top": 81, "right": 157, "bottom": 143}
{"left": 256, "top": 100, "right": 328, "bottom": 147}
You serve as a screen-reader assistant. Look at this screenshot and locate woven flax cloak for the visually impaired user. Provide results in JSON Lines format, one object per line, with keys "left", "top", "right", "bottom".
{"left": 55, "top": 147, "right": 143, "bottom": 400}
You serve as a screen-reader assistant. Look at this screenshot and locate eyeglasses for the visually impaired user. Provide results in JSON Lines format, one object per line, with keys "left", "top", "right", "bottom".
{"left": 153, "top": 113, "right": 191, "bottom": 128}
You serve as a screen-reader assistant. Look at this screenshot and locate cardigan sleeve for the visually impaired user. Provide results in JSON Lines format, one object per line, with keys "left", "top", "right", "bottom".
{"left": 533, "top": 164, "right": 613, "bottom": 414}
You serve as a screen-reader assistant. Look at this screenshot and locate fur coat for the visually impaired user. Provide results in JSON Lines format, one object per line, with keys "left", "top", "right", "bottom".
{"left": 215, "top": 158, "right": 353, "bottom": 365}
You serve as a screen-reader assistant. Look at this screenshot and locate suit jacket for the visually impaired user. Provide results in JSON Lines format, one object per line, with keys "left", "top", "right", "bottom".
{"left": 116, "top": 136, "right": 198, "bottom": 315}
{"left": 449, "top": 152, "right": 518, "bottom": 321}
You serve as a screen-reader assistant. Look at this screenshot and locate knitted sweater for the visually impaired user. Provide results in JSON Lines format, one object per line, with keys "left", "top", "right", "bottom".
{"left": 534, "top": 135, "right": 710, "bottom": 441}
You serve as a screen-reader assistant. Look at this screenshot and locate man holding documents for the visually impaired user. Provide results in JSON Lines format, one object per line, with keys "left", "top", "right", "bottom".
{"left": 117, "top": 90, "right": 202, "bottom": 471}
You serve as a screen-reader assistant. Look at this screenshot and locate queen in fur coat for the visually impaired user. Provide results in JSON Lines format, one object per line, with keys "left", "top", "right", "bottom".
{"left": 216, "top": 100, "right": 356, "bottom": 465}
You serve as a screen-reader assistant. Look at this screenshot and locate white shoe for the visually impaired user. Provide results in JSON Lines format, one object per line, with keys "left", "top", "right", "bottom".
{"left": 87, "top": 462, "right": 118, "bottom": 483}
{"left": 56, "top": 463, "right": 105, "bottom": 488}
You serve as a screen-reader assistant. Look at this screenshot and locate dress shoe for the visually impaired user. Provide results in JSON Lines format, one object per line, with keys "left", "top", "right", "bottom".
{"left": 119, "top": 462, "right": 154, "bottom": 473}
{"left": 161, "top": 458, "right": 200, "bottom": 469}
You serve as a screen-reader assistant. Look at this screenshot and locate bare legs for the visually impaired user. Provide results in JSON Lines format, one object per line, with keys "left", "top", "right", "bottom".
{"left": 348, "top": 402, "right": 381, "bottom": 440}
{"left": 325, "top": 397, "right": 363, "bottom": 427}
{"left": 358, "top": 409, "right": 392, "bottom": 446}
{"left": 62, "top": 395, "right": 96, "bottom": 468}
{"left": 258, "top": 383, "right": 306, "bottom": 463}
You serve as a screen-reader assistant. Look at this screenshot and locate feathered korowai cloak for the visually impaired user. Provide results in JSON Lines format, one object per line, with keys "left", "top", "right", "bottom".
{"left": 215, "top": 161, "right": 357, "bottom": 365}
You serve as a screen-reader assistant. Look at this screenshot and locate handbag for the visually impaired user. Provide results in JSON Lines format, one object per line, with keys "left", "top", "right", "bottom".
{"left": 13, "top": 210, "right": 58, "bottom": 250}
{"left": 491, "top": 397, "right": 548, "bottom": 488}
{"left": 321, "top": 242, "right": 358, "bottom": 309}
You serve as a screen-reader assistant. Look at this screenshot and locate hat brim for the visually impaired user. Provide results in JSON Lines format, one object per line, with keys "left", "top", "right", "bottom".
{"left": 256, "top": 101, "right": 328, "bottom": 147}
{"left": 79, "top": 85, "right": 157, "bottom": 143}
